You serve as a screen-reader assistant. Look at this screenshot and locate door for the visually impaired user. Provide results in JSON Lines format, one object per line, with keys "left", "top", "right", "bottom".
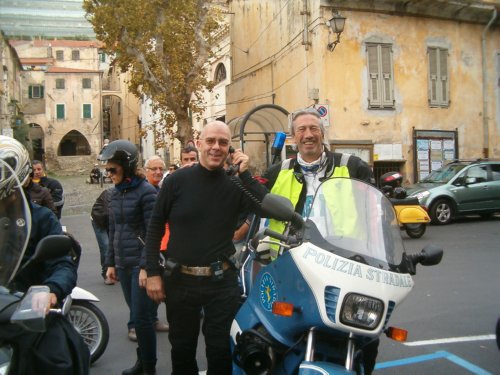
{"left": 453, "top": 165, "right": 494, "bottom": 213}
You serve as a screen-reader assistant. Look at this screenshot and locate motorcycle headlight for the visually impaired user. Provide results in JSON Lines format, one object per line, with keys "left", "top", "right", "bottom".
{"left": 340, "top": 293, "right": 384, "bottom": 330}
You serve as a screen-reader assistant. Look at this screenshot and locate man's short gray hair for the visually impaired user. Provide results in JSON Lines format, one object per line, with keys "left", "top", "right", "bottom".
{"left": 289, "top": 107, "right": 326, "bottom": 136}
{"left": 144, "top": 155, "right": 165, "bottom": 168}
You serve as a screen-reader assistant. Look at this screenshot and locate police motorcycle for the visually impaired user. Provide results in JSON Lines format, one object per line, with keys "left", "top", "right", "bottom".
{"left": 231, "top": 177, "right": 443, "bottom": 374}
{"left": 379, "top": 172, "right": 430, "bottom": 239}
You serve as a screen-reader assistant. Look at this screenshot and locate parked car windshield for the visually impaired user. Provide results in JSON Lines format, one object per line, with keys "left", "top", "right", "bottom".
{"left": 421, "top": 164, "right": 466, "bottom": 183}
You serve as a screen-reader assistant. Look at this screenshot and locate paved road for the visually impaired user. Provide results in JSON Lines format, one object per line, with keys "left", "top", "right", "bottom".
{"left": 61, "top": 213, "right": 500, "bottom": 374}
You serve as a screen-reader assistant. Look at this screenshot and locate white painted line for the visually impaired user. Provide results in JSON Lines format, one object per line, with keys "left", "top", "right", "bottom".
{"left": 404, "top": 334, "right": 495, "bottom": 347}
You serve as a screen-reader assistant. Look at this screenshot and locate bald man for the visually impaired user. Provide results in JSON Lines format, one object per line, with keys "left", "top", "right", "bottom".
{"left": 145, "top": 121, "right": 267, "bottom": 375}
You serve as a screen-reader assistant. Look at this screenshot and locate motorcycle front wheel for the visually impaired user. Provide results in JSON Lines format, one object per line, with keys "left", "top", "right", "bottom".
{"left": 68, "top": 300, "right": 109, "bottom": 363}
{"left": 405, "top": 223, "right": 426, "bottom": 238}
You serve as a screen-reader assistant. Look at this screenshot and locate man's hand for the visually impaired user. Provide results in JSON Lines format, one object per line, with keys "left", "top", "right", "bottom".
{"left": 31, "top": 291, "right": 57, "bottom": 315}
{"left": 139, "top": 269, "right": 147, "bottom": 288}
{"left": 106, "top": 266, "right": 118, "bottom": 282}
{"left": 231, "top": 149, "right": 250, "bottom": 173}
{"left": 146, "top": 276, "right": 166, "bottom": 303}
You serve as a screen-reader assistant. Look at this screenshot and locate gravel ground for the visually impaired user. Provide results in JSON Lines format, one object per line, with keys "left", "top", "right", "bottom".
{"left": 55, "top": 173, "right": 113, "bottom": 217}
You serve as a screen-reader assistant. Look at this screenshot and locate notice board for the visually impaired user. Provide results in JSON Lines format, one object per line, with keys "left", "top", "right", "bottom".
{"left": 413, "top": 129, "right": 458, "bottom": 182}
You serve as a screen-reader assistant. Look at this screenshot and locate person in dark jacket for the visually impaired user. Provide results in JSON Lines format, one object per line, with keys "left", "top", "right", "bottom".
{"left": 99, "top": 140, "right": 158, "bottom": 375}
{"left": 0, "top": 135, "right": 88, "bottom": 375}
{"left": 90, "top": 187, "right": 114, "bottom": 285}
{"left": 24, "top": 174, "right": 57, "bottom": 216}
{"left": 32, "top": 160, "right": 64, "bottom": 219}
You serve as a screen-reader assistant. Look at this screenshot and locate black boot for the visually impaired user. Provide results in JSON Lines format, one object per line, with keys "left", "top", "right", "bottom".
{"left": 122, "top": 348, "right": 143, "bottom": 375}
{"left": 142, "top": 363, "right": 156, "bottom": 375}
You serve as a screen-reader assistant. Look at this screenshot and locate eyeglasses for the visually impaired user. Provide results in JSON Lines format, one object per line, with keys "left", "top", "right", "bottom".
{"left": 200, "top": 137, "right": 230, "bottom": 147}
{"left": 105, "top": 167, "right": 118, "bottom": 174}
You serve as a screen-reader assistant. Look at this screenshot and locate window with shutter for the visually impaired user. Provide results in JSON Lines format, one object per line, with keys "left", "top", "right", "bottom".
{"left": 29, "top": 85, "right": 44, "bottom": 99}
{"left": 56, "top": 79, "right": 65, "bottom": 89}
{"left": 428, "top": 47, "right": 449, "bottom": 107}
{"left": 83, "top": 104, "right": 92, "bottom": 119}
{"left": 56, "top": 104, "right": 65, "bottom": 119}
{"left": 56, "top": 50, "right": 64, "bottom": 61}
{"left": 72, "top": 50, "right": 80, "bottom": 60}
{"left": 367, "top": 43, "right": 395, "bottom": 109}
{"left": 82, "top": 78, "right": 91, "bottom": 89}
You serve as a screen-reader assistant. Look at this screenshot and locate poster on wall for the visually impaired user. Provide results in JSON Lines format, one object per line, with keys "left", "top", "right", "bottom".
{"left": 413, "top": 129, "right": 457, "bottom": 183}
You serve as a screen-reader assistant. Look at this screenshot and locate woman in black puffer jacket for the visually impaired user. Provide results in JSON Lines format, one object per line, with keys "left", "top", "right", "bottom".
{"left": 99, "top": 140, "right": 158, "bottom": 375}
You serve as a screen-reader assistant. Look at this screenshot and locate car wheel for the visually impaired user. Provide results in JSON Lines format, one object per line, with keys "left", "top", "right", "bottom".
{"left": 430, "top": 199, "right": 453, "bottom": 225}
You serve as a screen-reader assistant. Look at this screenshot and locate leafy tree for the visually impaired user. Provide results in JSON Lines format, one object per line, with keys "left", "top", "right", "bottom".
{"left": 83, "top": 0, "right": 224, "bottom": 147}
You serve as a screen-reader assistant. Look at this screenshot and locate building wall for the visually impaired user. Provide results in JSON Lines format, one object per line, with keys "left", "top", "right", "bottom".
{"left": 11, "top": 40, "right": 141, "bottom": 173}
{"left": 227, "top": 0, "right": 500, "bottom": 182}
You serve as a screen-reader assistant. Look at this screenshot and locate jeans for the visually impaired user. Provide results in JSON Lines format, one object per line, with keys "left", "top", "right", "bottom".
{"left": 116, "top": 266, "right": 157, "bottom": 368}
{"left": 164, "top": 269, "right": 241, "bottom": 375}
{"left": 91, "top": 220, "right": 108, "bottom": 278}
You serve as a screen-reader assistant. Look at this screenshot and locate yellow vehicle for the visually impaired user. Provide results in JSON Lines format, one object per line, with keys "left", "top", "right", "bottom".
{"left": 391, "top": 197, "right": 431, "bottom": 238}
{"left": 380, "top": 172, "right": 430, "bottom": 239}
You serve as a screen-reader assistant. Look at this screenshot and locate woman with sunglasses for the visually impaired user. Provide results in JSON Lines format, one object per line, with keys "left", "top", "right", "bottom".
{"left": 98, "top": 140, "right": 158, "bottom": 375}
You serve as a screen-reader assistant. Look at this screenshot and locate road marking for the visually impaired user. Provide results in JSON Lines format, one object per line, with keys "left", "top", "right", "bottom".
{"left": 376, "top": 351, "right": 492, "bottom": 374}
{"left": 404, "top": 334, "right": 495, "bottom": 346}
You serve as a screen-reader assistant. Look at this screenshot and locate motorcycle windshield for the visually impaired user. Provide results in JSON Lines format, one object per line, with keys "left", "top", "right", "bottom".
{"left": 0, "top": 160, "right": 32, "bottom": 286}
{"left": 305, "top": 178, "right": 405, "bottom": 271}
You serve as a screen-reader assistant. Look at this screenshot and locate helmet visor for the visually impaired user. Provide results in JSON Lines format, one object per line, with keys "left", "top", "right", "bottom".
{"left": 0, "top": 160, "right": 31, "bottom": 286}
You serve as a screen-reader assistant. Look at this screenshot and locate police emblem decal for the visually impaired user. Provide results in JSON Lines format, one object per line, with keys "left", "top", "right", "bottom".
{"left": 259, "top": 272, "right": 277, "bottom": 311}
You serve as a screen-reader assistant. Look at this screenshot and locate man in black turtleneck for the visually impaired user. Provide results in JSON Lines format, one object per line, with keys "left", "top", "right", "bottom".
{"left": 145, "top": 121, "right": 266, "bottom": 375}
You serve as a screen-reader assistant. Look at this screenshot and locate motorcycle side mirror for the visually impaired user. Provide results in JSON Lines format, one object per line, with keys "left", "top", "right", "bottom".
{"left": 260, "top": 193, "right": 304, "bottom": 230}
{"left": 260, "top": 193, "right": 295, "bottom": 221}
{"left": 19, "top": 235, "right": 73, "bottom": 272}
{"left": 400, "top": 244, "right": 443, "bottom": 275}
{"left": 417, "top": 244, "right": 444, "bottom": 266}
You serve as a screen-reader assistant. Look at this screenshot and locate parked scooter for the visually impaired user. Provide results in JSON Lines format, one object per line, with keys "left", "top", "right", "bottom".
{"left": 380, "top": 172, "right": 430, "bottom": 238}
{"left": 68, "top": 286, "right": 109, "bottom": 363}
{"left": 231, "top": 178, "right": 443, "bottom": 374}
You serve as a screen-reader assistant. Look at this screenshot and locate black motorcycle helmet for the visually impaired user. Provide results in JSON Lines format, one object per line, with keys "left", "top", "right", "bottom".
{"left": 98, "top": 140, "right": 138, "bottom": 178}
{"left": 379, "top": 171, "right": 403, "bottom": 189}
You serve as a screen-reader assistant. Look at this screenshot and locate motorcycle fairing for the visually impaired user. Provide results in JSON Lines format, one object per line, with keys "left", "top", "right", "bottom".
{"left": 231, "top": 251, "right": 323, "bottom": 349}
{"left": 290, "top": 242, "right": 414, "bottom": 336}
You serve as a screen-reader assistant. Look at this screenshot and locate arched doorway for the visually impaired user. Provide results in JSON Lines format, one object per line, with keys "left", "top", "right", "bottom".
{"left": 58, "top": 130, "right": 91, "bottom": 156}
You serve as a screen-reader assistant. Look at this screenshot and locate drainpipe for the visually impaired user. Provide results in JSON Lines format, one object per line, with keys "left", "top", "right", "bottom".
{"left": 481, "top": 8, "right": 497, "bottom": 159}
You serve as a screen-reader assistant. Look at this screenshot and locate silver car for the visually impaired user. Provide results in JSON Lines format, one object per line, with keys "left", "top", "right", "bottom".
{"left": 406, "top": 160, "right": 500, "bottom": 224}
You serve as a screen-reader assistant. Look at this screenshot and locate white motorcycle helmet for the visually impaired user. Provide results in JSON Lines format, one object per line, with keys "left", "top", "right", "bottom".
{"left": 0, "top": 135, "right": 32, "bottom": 284}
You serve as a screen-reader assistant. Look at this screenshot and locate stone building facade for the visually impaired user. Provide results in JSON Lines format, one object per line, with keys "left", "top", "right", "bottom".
{"left": 226, "top": 0, "right": 500, "bottom": 183}
{"left": 9, "top": 39, "right": 140, "bottom": 174}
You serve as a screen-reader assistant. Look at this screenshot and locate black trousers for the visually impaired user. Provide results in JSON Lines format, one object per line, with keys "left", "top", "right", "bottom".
{"left": 164, "top": 269, "right": 241, "bottom": 375}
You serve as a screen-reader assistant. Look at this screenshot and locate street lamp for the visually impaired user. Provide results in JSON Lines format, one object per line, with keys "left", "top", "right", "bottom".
{"left": 327, "top": 11, "right": 346, "bottom": 52}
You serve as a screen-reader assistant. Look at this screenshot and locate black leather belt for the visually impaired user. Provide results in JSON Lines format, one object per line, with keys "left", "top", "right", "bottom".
{"left": 179, "top": 261, "right": 231, "bottom": 276}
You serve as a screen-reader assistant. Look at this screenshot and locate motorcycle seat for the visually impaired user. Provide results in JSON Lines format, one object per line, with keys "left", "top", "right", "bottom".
{"left": 390, "top": 197, "right": 420, "bottom": 206}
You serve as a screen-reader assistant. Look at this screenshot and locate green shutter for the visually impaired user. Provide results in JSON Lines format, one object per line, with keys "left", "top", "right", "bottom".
{"left": 56, "top": 104, "right": 65, "bottom": 119}
{"left": 29, "top": 85, "right": 33, "bottom": 98}
{"left": 367, "top": 44, "right": 380, "bottom": 107}
{"left": 40, "top": 85, "right": 44, "bottom": 98}
{"left": 83, "top": 104, "right": 91, "bottom": 119}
